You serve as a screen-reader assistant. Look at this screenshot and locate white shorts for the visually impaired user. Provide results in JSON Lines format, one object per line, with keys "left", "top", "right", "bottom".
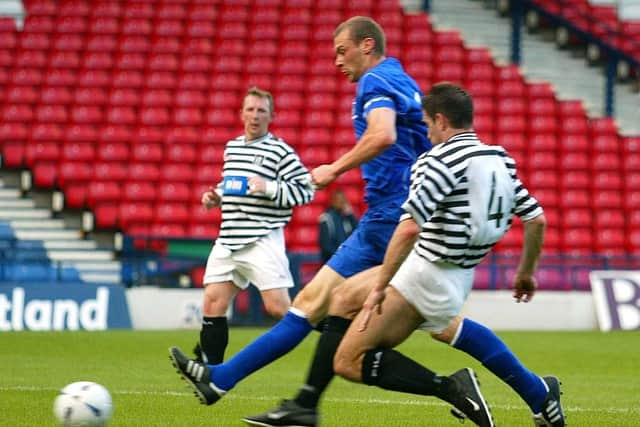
{"left": 391, "top": 251, "right": 474, "bottom": 333}
{"left": 203, "top": 228, "right": 294, "bottom": 291}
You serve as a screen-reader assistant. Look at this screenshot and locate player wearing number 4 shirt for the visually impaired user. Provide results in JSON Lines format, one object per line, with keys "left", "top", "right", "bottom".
{"left": 333, "top": 83, "right": 565, "bottom": 427}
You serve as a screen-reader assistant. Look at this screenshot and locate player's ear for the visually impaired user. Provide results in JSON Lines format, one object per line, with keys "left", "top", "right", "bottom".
{"left": 362, "top": 37, "right": 375, "bottom": 55}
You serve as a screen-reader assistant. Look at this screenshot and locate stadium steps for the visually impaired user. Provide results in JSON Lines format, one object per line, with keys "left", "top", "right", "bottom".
{"left": 0, "top": 178, "right": 121, "bottom": 284}
{"left": 430, "top": 0, "right": 639, "bottom": 135}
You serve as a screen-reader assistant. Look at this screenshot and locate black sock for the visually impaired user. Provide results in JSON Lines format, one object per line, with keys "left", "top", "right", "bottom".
{"left": 200, "top": 316, "right": 228, "bottom": 365}
{"left": 313, "top": 317, "right": 328, "bottom": 333}
{"left": 294, "top": 316, "right": 352, "bottom": 409}
{"left": 361, "top": 348, "right": 452, "bottom": 400}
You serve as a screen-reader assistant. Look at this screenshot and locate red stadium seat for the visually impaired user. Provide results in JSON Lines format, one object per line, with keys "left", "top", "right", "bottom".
{"left": 594, "top": 209, "right": 625, "bottom": 230}
{"left": 74, "top": 88, "right": 107, "bottom": 106}
{"left": 496, "top": 98, "right": 526, "bottom": 115}
{"left": 559, "top": 152, "right": 589, "bottom": 170}
{"left": 560, "top": 170, "right": 589, "bottom": 190}
{"left": 173, "top": 107, "right": 203, "bottom": 126}
{"left": 112, "top": 70, "right": 144, "bottom": 89}
{"left": 28, "top": 162, "right": 55, "bottom": 190}
{"left": 86, "top": 181, "right": 122, "bottom": 208}
{"left": 122, "top": 181, "right": 157, "bottom": 202}
{"left": 591, "top": 153, "right": 620, "bottom": 171}
{"left": 70, "top": 105, "right": 103, "bottom": 124}
{"left": 128, "top": 163, "right": 161, "bottom": 182}
{"left": 77, "top": 69, "right": 111, "bottom": 88}
{"left": 3, "top": 105, "right": 34, "bottom": 123}
{"left": 119, "top": 202, "right": 154, "bottom": 228}
{"left": 24, "top": 142, "right": 60, "bottom": 166}
{"left": 86, "top": 34, "right": 117, "bottom": 52}
{"left": 626, "top": 171, "right": 640, "bottom": 191}
{"left": 40, "top": 87, "right": 72, "bottom": 105}
{"left": 157, "top": 182, "right": 191, "bottom": 203}
{"left": 286, "top": 225, "right": 319, "bottom": 252}
{"left": 161, "top": 163, "right": 193, "bottom": 183}
{"left": 12, "top": 68, "right": 45, "bottom": 86}
{"left": 590, "top": 117, "right": 618, "bottom": 137}
{"left": 165, "top": 127, "right": 201, "bottom": 145}
{"left": 495, "top": 115, "right": 526, "bottom": 134}
{"left": 592, "top": 191, "right": 623, "bottom": 209}
{"left": 149, "top": 223, "right": 186, "bottom": 238}
{"left": 592, "top": 171, "right": 623, "bottom": 191}
{"left": 562, "top": 228, "right": 593, "bottom": 254}
{"left": 299, "top": 146, "right": 331, "bottom": 168}
{"left": 31, "top": 123, "right": 64, "bottom": 142}
{"left": 62, "top": 142, "right": 95, "bottom": 162}
{"left": 594, "top": 228, "right": 626, "bottom": 255}
{"left": 94, "top": 162, "right": 127, "bottom": 182}
{"left": 165, "top": 144, "right": 197, "bottom": 163}
{"left": 7, "top": 86, "right": 38, "bottom": 104}
{"left": 131, "top": 143, "right": 163, "bottom": 163}
{"left": 560, "top": 189, "right": 590, "bottom": 208}
{"left": 63, "top": 183, "right": 88, "bottom": 208}
{"left": 96, "top": 142, "right": 129, "bottom": 162}
{"left": 154, "top": 203, "right": 190, "bottom": 224}
{"left": 592, "top": 135, "right": 620, "bottom": 153}
{"left": 527, "top": 151, "right": 557, "bottom": 170}
{"left": 93, "top": 203, "right": 119, "bottom": 229}
{"left": 561, "top": 208, "right": 592, "bottom": 229}
{"left": 527, "top": 170, "right": 559, "bottom": 190}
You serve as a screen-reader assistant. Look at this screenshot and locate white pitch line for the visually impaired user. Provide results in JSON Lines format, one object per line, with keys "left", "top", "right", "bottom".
{"left": 2, "top": 385, "right": 638, "bottom": 415}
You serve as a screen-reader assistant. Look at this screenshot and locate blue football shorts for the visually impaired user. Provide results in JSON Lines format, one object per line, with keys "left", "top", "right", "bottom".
{"left": 326, "top": 216, "right": 397, "bottom": 279}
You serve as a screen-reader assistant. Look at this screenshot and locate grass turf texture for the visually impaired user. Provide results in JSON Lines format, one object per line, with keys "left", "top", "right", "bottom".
{"left": 1, "top": 329, "right": 638, "bottom": 426}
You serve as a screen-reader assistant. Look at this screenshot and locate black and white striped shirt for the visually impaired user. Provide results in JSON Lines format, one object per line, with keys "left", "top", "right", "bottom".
{"left": 402, "top": 132, "right": 542, "bottom": 268}
{"left": 217, "top": 133, "right": 314, "bottom": 250}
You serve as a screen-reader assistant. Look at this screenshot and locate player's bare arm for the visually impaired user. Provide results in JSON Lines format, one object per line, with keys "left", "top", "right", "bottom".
{"left": 312, "top": 107, "right": 397, "bottom": 188}
{"left": 360, "top": 218, "right": 419, "bottom": 331}
{"left": 513, "top": 213, "right": 547, "bottom": 303}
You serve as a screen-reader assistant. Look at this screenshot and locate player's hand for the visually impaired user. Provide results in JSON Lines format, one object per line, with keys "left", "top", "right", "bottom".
{"left": 358, "top": 287, "right": 386, "bottom": 332}
{"left": 513, "top": 273, "right": 537, "bottom": 303}
{"left": 201, "top": 187, "right": 221, "bottom": 210}
{"left": 248, "top": 176, "right": 266, "bottom": 194}
{"left": 311, "top": 164, "right": 338, "bottom": 189}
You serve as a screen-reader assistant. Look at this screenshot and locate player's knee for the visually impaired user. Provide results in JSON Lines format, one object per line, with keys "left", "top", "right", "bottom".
{"left": 203, "top": 285, "right": 231, "bottom": 316}
{"left": 328, "top": 286, "right": 359, "bottom": 319}
{"left": 430, "top": 316, "right": 463, "bottom": 344}
{"left": 263, "top": 299, "right": 290, "bottom": 318}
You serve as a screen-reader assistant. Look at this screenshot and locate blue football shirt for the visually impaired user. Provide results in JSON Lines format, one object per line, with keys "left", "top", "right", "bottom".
{"left": 352, "top": 57, "right": 431, "bottom": 209}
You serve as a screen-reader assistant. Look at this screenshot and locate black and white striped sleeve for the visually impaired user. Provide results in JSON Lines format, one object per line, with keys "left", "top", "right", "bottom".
{"left": 402, "top": 155, "right": 458, "bottom": 227}
{"left": 271, "top": 149, "right": 315, "bottom": 208}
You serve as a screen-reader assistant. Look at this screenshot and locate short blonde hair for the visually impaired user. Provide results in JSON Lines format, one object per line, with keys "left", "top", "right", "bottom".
{"left": 244, "top": 87, "right": 275, "bottom": 114}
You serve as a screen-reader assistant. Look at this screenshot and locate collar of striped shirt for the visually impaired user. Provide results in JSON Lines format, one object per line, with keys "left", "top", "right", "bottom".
{"left": 242, "top": 132, "right": 273, "bottom": 145}
{"left": 445, "top": 131, "right": 478, "bottom": 144}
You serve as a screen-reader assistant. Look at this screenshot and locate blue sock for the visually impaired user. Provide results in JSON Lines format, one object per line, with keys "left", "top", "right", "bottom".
{"left": 452, "top": 318, "right": 547, "bottom": 413}
{"left": 209, "top": 309, "right": 313, "bottom": 391}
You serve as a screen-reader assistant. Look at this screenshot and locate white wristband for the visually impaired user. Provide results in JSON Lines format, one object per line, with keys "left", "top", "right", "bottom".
{"left": 264, "top": 180, "right": 278, "bottom": 198}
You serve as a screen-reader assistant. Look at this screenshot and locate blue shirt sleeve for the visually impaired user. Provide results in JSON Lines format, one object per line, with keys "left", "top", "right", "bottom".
{"left": 359, "top": 74, "right": 397, "bottom": 120}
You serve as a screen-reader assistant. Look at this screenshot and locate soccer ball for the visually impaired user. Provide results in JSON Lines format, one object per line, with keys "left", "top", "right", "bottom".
{"left": 53, "top": 381, "right": 113, "bottom": 427}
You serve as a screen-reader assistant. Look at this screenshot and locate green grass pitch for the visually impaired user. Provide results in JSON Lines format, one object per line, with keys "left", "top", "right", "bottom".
{"left": 1, "top": 329, "right": 639, "bottom": 426}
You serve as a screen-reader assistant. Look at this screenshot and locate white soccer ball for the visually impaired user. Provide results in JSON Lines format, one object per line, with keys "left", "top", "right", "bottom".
{"left": 53, "top": 381, "right": 113, "bottom": 427}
